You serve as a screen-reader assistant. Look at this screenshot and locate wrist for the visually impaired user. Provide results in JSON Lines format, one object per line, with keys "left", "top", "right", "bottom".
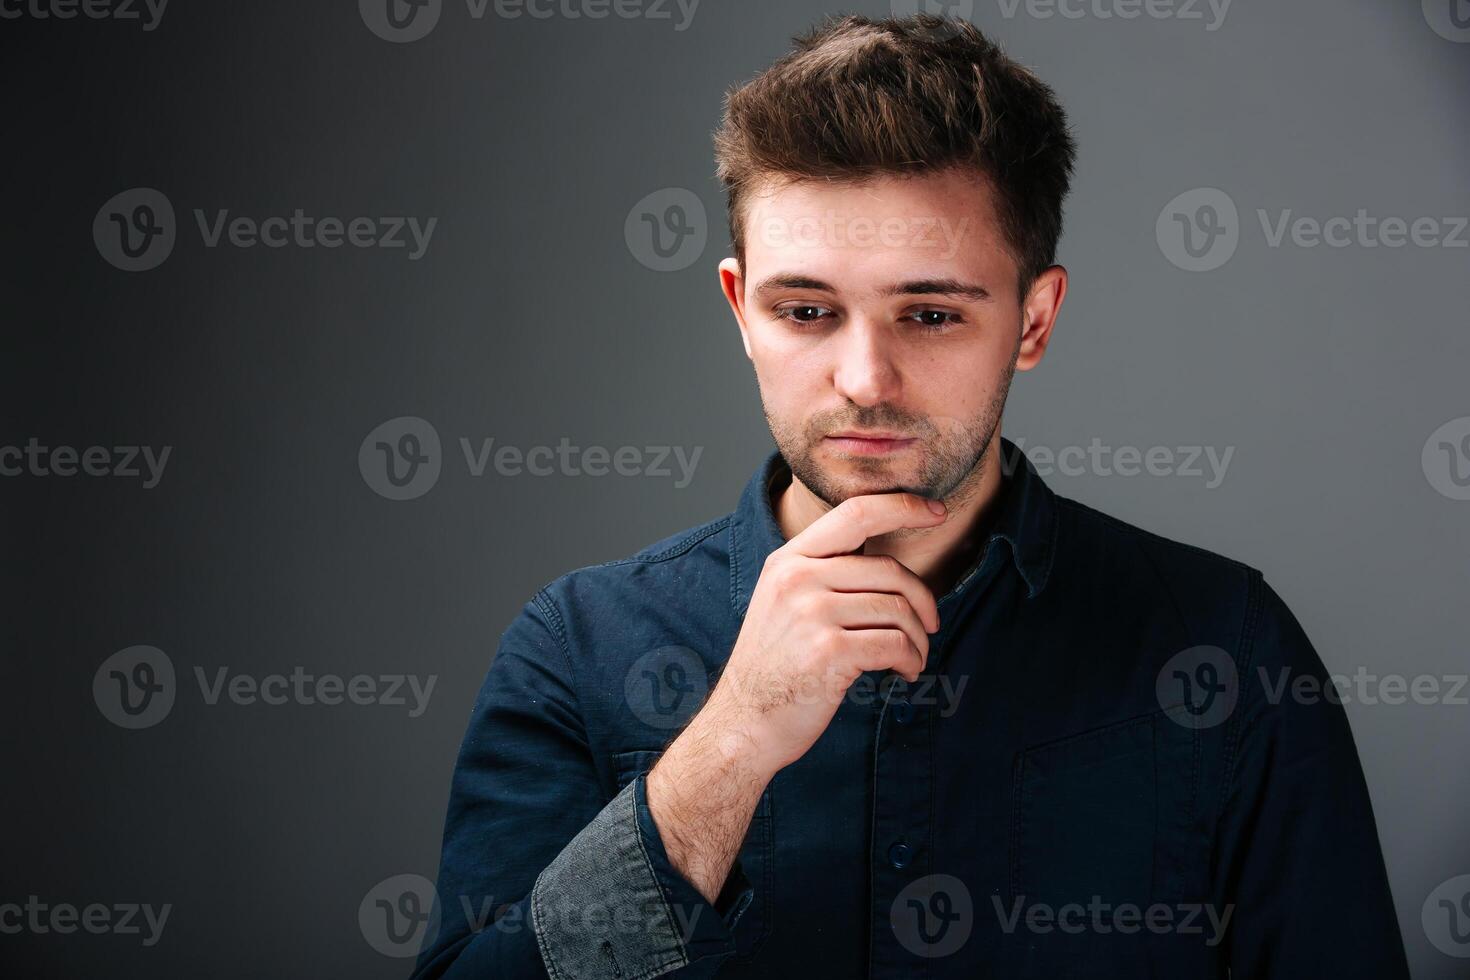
{"left": 685, "top": 699, "right": 783, "bottom": 785}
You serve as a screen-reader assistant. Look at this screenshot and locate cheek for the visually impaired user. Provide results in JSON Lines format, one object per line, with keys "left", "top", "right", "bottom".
{"left": 750, "top": 331, "right": 824, "bottom": 391}
{"left": 909, "top": 335, "right": 1014, "bottom": 422}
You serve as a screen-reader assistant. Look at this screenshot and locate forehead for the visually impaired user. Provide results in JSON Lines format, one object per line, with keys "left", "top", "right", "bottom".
{"left": 740, "top": 167, "right": 1015, "bottom": 287}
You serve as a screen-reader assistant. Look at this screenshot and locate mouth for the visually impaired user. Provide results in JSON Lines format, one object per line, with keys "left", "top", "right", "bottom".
{"left": 824, "top": 431, "right": 918, "bottom": 456}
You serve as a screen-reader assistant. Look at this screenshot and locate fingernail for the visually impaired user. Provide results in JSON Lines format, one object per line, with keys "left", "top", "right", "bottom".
{"left": 926, "top": 498, "right": 946, "bottom": 515}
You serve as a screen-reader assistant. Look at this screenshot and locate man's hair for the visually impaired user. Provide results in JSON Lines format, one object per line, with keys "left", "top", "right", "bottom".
{"left": 714, "top": 14, "right": 1077, "bottom": 298}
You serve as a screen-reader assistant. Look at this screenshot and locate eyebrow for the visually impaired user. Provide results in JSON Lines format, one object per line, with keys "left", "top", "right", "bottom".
{"left": 752, "top": 274, "right": 990, "bottom": 302}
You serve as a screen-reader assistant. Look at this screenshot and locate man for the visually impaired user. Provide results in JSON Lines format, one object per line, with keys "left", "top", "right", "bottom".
{"left": 412, "top": 14, "right": 1409, "bottom": 978}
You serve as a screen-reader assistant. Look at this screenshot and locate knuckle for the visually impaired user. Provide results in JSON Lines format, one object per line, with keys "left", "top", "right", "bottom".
{"left": 792, "top": 589, "right": 823, "bottom": 617}
{"left": 765, "top": 554, "right": 797, "bottom": 586}
{"left": 812, "top": 627, "right": 843, "bottom": 658}
{"left": 786, "top": 559, "right": 814, "bottom": 586}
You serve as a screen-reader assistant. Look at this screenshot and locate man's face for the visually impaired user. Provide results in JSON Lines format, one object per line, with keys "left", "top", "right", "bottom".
{"left": 719, "top": 166, "right": 1063, "bottom": 510}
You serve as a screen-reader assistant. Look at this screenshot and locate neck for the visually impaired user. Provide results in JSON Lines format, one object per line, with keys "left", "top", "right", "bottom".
{"left": 773, "top": 437, "right": 1008, "bottom": 599}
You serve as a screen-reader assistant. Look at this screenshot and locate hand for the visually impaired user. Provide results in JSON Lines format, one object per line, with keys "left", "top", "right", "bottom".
{"left": 706, "top": 491, "right": 945, "bottom": 778}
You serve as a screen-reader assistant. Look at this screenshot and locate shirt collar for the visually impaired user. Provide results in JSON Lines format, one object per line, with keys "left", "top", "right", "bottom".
{"left": 729, "top": 436, "right": 1058, "bottom": 618}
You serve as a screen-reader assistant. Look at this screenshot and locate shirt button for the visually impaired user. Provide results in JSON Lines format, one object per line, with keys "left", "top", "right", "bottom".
{"left": 891, "top": 698, "right": 914, "bottom": 724}
{"left": 888, "top": 840, "right": 914, "bottom": 869}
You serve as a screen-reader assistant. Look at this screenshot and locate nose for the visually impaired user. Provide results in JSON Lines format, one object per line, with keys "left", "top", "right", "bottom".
{"left": 831, "top": 317, "right": 901, "bottom": 407}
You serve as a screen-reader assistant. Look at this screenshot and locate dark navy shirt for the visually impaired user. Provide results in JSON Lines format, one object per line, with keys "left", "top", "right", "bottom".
{"left": 412, "top": 437, "right": 1409, "bottom": 979}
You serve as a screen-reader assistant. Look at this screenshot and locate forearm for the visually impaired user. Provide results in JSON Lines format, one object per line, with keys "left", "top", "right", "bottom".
{"left": 418, "top": 596, "right": 751, "bottom": 980}
{"left": 646, "top": 704, "right": 772, "bottom": 905}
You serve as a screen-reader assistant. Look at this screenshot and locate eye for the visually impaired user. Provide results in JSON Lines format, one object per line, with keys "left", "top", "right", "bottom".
{"left": 774, "top": 305, "right": 834, "bottom": 324}
{"left": 905, "top": 309, "right": 963, "bottom": 331}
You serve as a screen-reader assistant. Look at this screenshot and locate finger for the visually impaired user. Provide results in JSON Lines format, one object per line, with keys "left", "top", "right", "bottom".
{"left": 790, "top": 492, "right": 947, "bottom": 560}
{"left": 821, "top": 592, "right": 931, "bottom": 666}
{"left": 838, "top": 628, "right": 925, "bottom": 681}
{"left": 811, "top": 554, "right": 940, "bottom": 634}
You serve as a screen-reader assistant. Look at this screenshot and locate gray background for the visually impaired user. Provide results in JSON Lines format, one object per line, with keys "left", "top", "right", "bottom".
{"left": 2, "top": 0, "right": 1467, "bottom": 976}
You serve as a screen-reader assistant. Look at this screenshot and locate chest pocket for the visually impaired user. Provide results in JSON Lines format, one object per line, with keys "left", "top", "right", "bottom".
{"left": 1009, "top": 706, "right": 1199, "bottom": 914}
{"left": 612, "top": 749, "right": 774, "bottom": 962}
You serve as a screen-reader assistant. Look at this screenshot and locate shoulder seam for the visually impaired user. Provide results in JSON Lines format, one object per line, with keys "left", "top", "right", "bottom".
{"left": 1053, "top": 495, "right": 1255, "bottom": 574}
{"left": 527, "top": 516, "right": 732, "bottom": 682}
{"left": 529, "top": 588, "right": 580, "bottom": 698}
{"left": 598, "top": 514, "right": 732, "bottom": 568}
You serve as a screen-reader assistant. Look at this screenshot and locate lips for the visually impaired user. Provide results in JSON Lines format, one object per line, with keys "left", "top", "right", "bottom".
{"left": 828, "top": 431, "right": 909, "bottom": 440}
{"left": 824, "top": 432, "right": 917, "bottom": 456}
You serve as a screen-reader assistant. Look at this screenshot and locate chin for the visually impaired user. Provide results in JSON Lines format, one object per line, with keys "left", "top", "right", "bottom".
{"left": 828, "top": 470, "right": 922, "bottom": 500}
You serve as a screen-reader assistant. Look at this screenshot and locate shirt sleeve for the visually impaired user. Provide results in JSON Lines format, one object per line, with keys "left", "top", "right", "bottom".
{"left": 1211, "top": 575, "right": 1411, "bottom": 977}
{"left": 410, "top": 591, "right": 753, "bottom": 980}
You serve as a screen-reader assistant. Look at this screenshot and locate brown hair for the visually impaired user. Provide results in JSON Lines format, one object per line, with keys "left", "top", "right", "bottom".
{"left": 714, "top": 14, "right": 1077, "bottom": 297}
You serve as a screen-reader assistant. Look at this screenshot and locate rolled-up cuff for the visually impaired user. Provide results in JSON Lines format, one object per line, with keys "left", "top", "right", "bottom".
{"left": 634, "top": 771, "right": 754, "bottom": 958}
{"left": 531, "top": 772, "right": 754, "bottom": 980}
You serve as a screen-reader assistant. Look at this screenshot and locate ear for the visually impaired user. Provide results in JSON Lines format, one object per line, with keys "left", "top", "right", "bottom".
{"left": 719, "top": 256, "right": 753, "bottom": 360}
{"left": 1016, "top": 264, "right": 1067, "bottom": 372}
